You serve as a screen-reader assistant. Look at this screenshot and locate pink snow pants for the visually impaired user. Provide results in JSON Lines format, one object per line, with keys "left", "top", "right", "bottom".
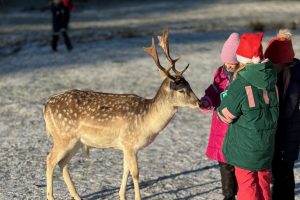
{"left": 235, "top": 167, "right": 271, "bottom": 200}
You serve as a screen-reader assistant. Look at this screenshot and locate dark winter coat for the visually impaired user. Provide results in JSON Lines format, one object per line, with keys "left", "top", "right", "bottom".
{"left": 51, "top": 2, "right": 70, "bottom": 32}
{"left": 273, "top": 58, "right": 300, "bottom": 162}
{"left": 217, "top": 61, "right": 279, "bottom": 171}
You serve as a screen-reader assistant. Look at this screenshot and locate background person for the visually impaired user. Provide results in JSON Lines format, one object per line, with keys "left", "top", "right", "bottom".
{"left": 51, "top": 0, "right": 73, "bottom": 51}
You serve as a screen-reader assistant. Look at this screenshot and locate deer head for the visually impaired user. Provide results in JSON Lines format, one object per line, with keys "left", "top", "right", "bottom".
{"left": 144, "top": 30, "right": 200, "bottom": 109}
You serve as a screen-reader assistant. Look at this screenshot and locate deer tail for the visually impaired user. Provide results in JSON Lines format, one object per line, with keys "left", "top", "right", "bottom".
{"left": 43, "top": 103, "right": 51, "bottom": 138}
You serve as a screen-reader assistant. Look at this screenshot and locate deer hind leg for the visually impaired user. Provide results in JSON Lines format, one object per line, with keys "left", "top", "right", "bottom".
{"left": 119, "top": 155, "right": 130, "bottom": 200}
{"left": 123, "top": 149, "right": 141, "bottom": 200}
{"left": 46, "top": 143, "right": 69, "bottom": 200}
{"left": 58, "top": 142, "right": 82, "bottom": 200}
{"left": 46, "top": 148, "right": 56, "bottom": 200}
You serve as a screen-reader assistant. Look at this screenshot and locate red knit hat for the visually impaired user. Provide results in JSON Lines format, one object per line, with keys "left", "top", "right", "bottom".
{"left": 264, "top": 30, "right": 294, "bottom": 64}
{"left": 62, "top": 0, "right": 75, "bottom": 11}
{"left": 236, "top": 32, "right": 264, "bottom": 64}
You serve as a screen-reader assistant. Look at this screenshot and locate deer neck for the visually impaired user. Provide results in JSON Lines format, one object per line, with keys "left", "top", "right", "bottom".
{"left": 143, "top": 87, "right": 177, "bottom": 135}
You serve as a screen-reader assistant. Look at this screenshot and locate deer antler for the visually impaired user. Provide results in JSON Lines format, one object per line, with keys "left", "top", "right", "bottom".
{"left": 144, "top": 37, "right": 175, "bottom": 80}
{"left": 157, "top": 30, "right": 189, "bottom": 77}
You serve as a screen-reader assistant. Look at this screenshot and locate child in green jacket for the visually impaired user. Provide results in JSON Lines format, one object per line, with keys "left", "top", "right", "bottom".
{"left": 217, "top": 32, "right": 279, "bottom": 200}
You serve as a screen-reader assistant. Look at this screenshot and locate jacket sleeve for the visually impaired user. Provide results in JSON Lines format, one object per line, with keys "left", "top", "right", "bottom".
{"left": 217, "top": 78, "right": 244, "bottom": 124}
{"left": 202, "top": 67, "right": 227, "bottom": 108}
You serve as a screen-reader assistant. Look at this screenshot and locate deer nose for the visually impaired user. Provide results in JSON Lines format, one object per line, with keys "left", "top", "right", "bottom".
{"left": 198, "top": 100, "right": 202, "bottom": 108}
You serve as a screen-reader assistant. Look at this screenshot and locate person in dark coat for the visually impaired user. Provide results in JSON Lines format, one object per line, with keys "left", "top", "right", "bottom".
{"left": 264, "top": 29, "right": 300, "bottom": 200}
{"left": 51, "top": 0, "right": 73, "bottom": 51}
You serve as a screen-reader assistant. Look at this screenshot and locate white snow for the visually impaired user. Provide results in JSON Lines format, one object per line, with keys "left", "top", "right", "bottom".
{"left": 0, "top": 1, "right": 300, "bottom": 199}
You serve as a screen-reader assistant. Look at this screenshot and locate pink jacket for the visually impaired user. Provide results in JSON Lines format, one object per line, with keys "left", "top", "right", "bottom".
{"left": 200, "top": 66, "right": 232, "bottom": 163}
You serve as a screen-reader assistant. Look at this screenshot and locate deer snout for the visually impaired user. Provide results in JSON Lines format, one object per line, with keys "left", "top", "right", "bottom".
{"left": 189, "top": 93, "right": 201, "bottom": 109}
{"left": 198, "top": 100, "right": 202, "bottom": 108}
{"left": 190, "top": 97, "right": 201, "bottom": 109}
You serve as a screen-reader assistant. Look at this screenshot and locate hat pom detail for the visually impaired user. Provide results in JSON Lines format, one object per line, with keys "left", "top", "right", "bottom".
{"left": 277, "top": 29, "right": 292, "bottom": 40}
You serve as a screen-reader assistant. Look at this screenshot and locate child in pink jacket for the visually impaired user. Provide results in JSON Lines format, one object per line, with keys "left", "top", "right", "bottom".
{"left": 200, "top": 33, "right": 240, "bottom": 200}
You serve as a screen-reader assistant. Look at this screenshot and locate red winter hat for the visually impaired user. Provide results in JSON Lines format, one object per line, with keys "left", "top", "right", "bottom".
{"left": 264, "top": 29, "right": 294, "bottom": 64}
{"left": 236, "top": 32, "right": 264, "bottom": 64}
{"left": 62, "top": 0, "right": 75, "bottom": 11}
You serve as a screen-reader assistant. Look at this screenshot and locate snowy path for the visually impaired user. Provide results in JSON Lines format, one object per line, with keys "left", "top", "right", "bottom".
{"left": 0, "top": 1, "right": 300, "bottom": 199}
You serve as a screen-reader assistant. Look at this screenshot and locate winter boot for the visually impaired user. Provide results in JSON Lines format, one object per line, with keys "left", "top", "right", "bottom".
{"left": 219, "top": 162, "right": 238, "bottom": 200}
{"left": 223, "top": 196, "right": 236, "bottom": 200}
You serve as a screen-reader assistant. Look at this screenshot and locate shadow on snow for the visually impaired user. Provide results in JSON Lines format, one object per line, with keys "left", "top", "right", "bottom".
{"left": 82, "top": 164, "right": 219, "bottom": 200}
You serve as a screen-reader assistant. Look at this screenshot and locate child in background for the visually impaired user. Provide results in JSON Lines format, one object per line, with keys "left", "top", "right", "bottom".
{"left": 264, "top": 29, "right": 300, "bottom": 200}
{"left": 217, "top": 32, "right": 279, "bottom": 200}
{"left": 199, "top": 33, "right": 239, "bottom": 200}
{"left": 51, "top": 0, "right": 73, "bottom": 51}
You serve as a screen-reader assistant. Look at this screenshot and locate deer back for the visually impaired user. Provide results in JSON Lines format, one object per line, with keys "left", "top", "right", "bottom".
{"left": 44, "top": 90, "right": 150, "bottom": 138}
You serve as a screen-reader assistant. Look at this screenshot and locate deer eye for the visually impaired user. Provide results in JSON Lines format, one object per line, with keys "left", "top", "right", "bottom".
{"left": 178, "top": 89, "right": 185, "bottom": 93}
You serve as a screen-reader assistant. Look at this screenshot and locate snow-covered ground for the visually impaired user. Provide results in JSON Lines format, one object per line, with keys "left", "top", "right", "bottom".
{"left": 0, "top": 1, "right": 300, "bottom": 199}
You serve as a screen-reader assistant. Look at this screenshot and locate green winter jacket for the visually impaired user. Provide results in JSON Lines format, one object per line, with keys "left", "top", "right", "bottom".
{"left": 217, "top": 61, "right": 279, "bottom": 171}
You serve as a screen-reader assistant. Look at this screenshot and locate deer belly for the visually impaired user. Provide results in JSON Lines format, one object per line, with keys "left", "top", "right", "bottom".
{"left": 79, "top": 124, "right": 121, "bottom": 149}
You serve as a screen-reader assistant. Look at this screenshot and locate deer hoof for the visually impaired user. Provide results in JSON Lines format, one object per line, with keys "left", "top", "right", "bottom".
{"left": 119, "top": 195, "right": 126, "bottom": 200}
{"left": 47, "top": 196, "right": 54, "bottom": 200}
{"left": 72, "top": 195, "right": 81, "bottom": 200}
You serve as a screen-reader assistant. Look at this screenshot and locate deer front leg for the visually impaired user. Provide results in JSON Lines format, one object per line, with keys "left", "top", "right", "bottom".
{"left": 124, "top": 149, "right": 141, "bottom": 200}
{"left": 119, "top": 155, "right": 129, "bottom": 200}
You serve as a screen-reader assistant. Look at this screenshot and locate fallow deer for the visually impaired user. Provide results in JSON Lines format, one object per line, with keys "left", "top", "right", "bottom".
{"left": 43, "top": 30, "right": 200, "bottom": 200}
